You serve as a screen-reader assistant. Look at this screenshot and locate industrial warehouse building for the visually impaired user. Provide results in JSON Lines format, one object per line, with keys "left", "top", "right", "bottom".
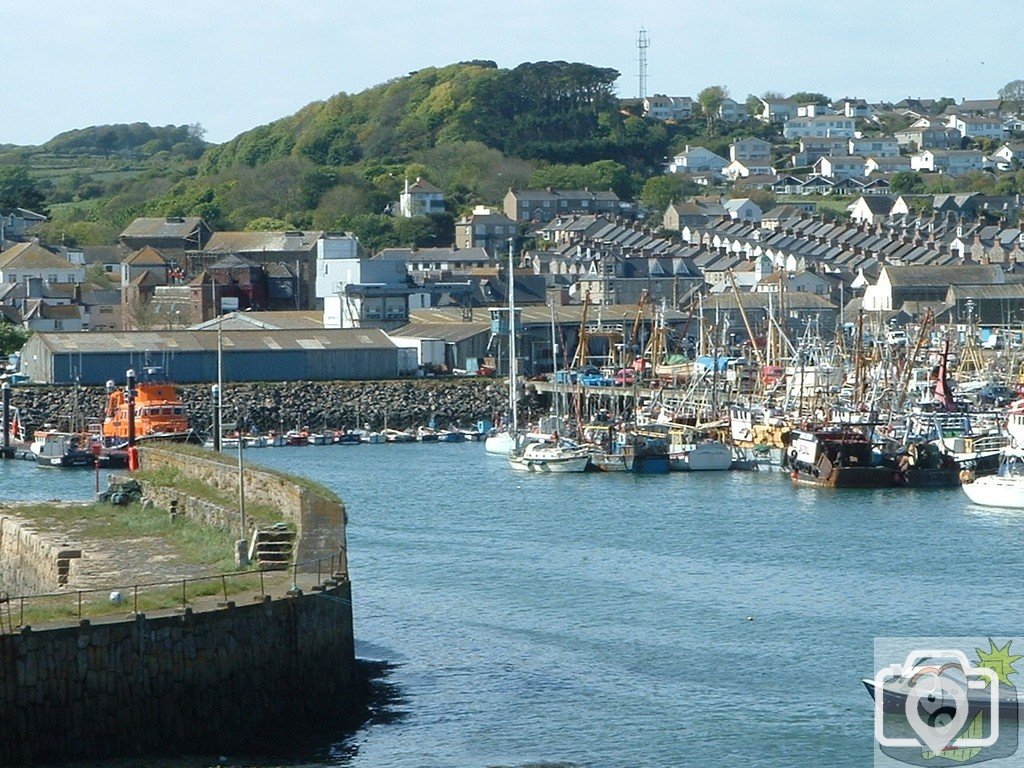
{"left": 19, "top": 329, "right": 401, "bottom": 385}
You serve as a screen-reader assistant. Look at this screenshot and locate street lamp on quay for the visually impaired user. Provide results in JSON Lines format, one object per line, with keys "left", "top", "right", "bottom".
{"left": 211, "top": 384, "right": 221, "bottom": 452}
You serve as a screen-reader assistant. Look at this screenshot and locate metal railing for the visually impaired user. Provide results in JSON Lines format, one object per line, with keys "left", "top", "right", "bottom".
{"left": 0, "top": 552, "right": 348, "bottom": 635}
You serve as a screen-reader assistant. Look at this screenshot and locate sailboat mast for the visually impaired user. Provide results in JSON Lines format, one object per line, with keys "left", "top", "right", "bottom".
{"left": 550, "top": 300, "right": 561, "bottom": 425}
{"left": 508, "top": 240, "right": 518, "bottom": 433}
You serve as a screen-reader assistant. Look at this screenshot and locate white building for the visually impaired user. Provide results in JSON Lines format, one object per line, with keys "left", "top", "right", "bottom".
{"left": 947, "top": 114, "right": 1007, "bottom": 140}
{"left": 783, "top": 115, "right": 857, "bottom": 139}
{"left": 668, "top": 146, "right": 728, "bottom": 174}
{"left": 910, "top": 150, "right": 986, "bottom": 175}
{"left": 723, "top": 198, "right": 763, "bottom": 223}
{"left": 317, "top": 234, "right": 411, "bottom": 330}
{"left": 814, "top": 155, "right": 867, "bottom": 179}
{"left": 0, "top": 242, "right": 85, "bottom": 285}
{"left": 644, "top": 95, "right": 693, "bottom": 121}
{"left": 849, "top": 137, "right": 899, "bottom": 158}
{"left": 398, "top": 178, "right": 445, "bottom": 218}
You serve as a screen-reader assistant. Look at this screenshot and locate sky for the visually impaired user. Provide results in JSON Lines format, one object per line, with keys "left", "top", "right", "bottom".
{"left": 4, "top": 0, "right": 1023, "bottom": 147}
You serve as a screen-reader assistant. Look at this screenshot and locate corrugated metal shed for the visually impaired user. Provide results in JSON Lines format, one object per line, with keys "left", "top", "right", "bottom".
{"left": 20, "top": 329, "right": 398, "bottom": 384}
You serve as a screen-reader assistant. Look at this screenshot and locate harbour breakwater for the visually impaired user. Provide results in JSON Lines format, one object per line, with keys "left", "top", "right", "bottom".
{"left": 0, "top": 584, "right": 359, "bottom": 766}
{"left": 0, "top": 446, "right": 364, "bottom": 766}
{"left": 8, "top": 378, "right": 532, "bottom": 436}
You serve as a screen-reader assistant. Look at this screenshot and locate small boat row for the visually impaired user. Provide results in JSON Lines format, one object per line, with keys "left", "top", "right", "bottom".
{"left": 210, "top": 425, "right": 486, "bottom": 449}
{"left": 494, "top": 417, "right": 737, "bottom": 475}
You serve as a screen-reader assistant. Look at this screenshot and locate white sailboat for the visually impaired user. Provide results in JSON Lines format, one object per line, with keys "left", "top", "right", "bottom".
{"left": 507, "top": 297, "right": 590, "bottom": 473}
{"left": 962, "top": 447, "right": 1024, "bottom": 508}
{"left": 508, "top": 440, "right": 591, "bottom": 473}
{"left": 486, "top": 240, "right": 520, "bottom": 456}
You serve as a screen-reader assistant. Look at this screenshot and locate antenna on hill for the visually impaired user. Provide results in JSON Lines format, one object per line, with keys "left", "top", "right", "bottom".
{"left": 637, "top": 28, "right": 649, "bottom": 99}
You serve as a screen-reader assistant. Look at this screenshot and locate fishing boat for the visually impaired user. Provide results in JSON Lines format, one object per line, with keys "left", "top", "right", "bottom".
{"left": 508, "top": 440, "right": 590, "bottom": 473}
{"left": 333, "top": 430, "right": 362, "bottom": 446}
{"left": 589, "top": 429, "right": 670, "bottom": 474}
{"left": 29, "top": 424, "right": 129, "bottom": 469}
{"left": 359, "top": 430, "right": 387, "bottom": 444}
{"left": 961, "top": 447, "right": 1024, "bottom": 508}
{"left": 783, "top": 429, "right": 896, "bottom": 488}
{"left": 31, "top": 429, "right": 98, "bottom": 468}
{"left": 101, "top": 368, "right": 196, "bottom": 447}
{"left": 667, "top": 429, "right": 733, "bottom": 471}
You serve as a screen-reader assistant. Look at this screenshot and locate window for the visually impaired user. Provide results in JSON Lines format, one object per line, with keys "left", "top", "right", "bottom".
{"left": 54, "top": 320, "right": 63, "bottom": 330}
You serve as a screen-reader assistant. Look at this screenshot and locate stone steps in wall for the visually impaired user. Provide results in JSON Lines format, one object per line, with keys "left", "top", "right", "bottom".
{"left": 248, "top": 525, "right": 295, "bottom": 571}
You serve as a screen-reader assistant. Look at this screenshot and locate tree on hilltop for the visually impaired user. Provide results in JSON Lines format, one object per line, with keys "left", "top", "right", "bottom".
{"left": 789, "top": 91, "right": 831, "bottom": 105}
{"left": 696, "top": 86, "right": 729, "bottom": 135}
{"left": 999, "top": 80, "right": 1024, "bottom": 112}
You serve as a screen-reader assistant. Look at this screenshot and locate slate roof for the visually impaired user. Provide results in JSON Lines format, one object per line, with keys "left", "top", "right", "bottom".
{"left": 201, "top": 231, "right": 323, "bottom": 254}
{"left": 35, "top": 329, "right": 396, "bottom": 353}
{"left": 120, "top": 217, "right": 205, "bottom": 240}
{"left": 883, "top": 264, "right": 1004, "bottom": 287}
{"left": 0, "top": 242, "right": 77, "bottom": 270}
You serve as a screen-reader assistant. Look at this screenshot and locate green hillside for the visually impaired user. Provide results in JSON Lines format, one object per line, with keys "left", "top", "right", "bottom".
{"left": 2, "top": 60, "right": 707, "bottom": 250}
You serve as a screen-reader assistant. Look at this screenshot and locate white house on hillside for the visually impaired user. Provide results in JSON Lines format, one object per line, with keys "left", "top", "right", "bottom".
{"left": 398, "top": 178, "right": 445, "bottom": 218}
{"left": 730, "top": 137, "right": 772, "bottom": 163}
{"left": 814, "top": 155, "right": 867, "bottom": 179}
{"left": 783, "top": 115, "right": 856, "bottom": 139}
{"left": 947, "top": 114, "right": 1007, "bottom": 140}
{"left": 668, "top": 146, "right": 728, "bottom": 174}
{"left": 0, "top": 242, "right": 85, "bottom": 285}
{"left": 910, "top": 150, "right": 986, "bottom": 175}
{"left": 849, "top": 137, "right": 899, "bottom": 158}
{"left": 644, "top": 95, "right": 693, "bottom": 121}
{"left": 723, "top": 198, "right": 763, "bottom": 223}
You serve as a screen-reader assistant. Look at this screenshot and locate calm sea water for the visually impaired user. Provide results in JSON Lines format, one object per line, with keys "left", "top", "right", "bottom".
{"left": 11, "top": 447, "right": 1024, "bottom": 767}
{"left": 253, "top": 444, "right": 1024, "bottom": 768}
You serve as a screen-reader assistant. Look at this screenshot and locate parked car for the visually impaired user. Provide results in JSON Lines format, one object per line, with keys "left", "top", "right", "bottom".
{"left": 613, "top": 368, "right": 636, "bottom": 386}
{"left": 579, "top": 371, "right": 614, "bottom": 387}
{"left": 981, "top": 333, "right": 1004, "bottom": 350}
{"left": 885, "top": 330, "right": 908, "bottom": 347}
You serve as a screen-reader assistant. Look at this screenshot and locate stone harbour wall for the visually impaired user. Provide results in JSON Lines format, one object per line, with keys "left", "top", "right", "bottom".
{"left": 0, "top": 516, "right": 80, "bottom": 595}
{"left": 9, "top": 378, "right": 509, "bottom": 437}
{"left": 0, "top": 582, "right": 358, "bottom": 766}
{"left": 138, "top": 446, "right": 348, "bottom": 572}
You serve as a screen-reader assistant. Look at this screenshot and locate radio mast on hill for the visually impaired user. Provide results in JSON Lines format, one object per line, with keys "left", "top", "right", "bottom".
{"left": 637, "top": 28, "right": 649, "bottom": 98}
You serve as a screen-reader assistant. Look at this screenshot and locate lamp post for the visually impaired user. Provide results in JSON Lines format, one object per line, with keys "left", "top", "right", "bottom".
{"left": 125, "top": 369, "right": 136, "bottom": 448}
{"left": 1, "top": 381, "right": 10, "bottom": 458}
{"left": 211, "top": 384, "right": 221, "bottom": 451}
{"left": 237, "top": 413, "right": 246, "bottom": 543}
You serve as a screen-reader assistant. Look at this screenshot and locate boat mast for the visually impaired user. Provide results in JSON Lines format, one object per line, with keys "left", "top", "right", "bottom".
{"left": 508, "top": 239, "right": 518, "bottom": 434}
{"left": 550, "top": 299, "right": 561, "bottom": 427}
